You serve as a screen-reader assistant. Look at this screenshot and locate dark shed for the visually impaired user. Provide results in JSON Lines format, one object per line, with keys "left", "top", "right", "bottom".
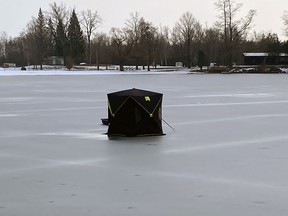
{"left": 243, "top": 53, "right": 288, "bottom": 65}
{"left": 107, "top": 88, "right": 164, "bottom": 136}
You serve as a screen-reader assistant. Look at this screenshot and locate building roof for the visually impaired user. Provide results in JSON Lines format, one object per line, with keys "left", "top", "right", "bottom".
{"left": 243, "top": 53, "right": 268, "bottom": 57}
{"left": 243, "top": 53, "right": 288, "bottom": 57}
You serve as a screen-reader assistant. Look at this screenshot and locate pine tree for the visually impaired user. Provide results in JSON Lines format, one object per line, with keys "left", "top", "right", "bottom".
{"left": 67, "top": 9, "right": 86, "bottom": 64}
{"left": 55, "top": 19, "right": 67, "bottom": 57}
{"left": 35, "top": 8, "right": 50, "bottom": 70}
{"left": 48, "top": 18, "right": 56, "bottom": 56}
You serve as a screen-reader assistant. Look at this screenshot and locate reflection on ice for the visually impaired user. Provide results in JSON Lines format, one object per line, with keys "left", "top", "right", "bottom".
{"left": 166, "top": 100, "right": 288, "bottom": 107}
{"left": 185, "top": 93, "right": 274, "bottom": 98}
{"left": 146, "top": 171, "right": 281, "bottom": 189}
{"left": 173, "top": 113, "right": 288, "bottom": 125}
{"left": 164, "top": 135, "right": 288, "bottom": 154}
{"left": 38, "top": 131, "right": 108, "bottom": 140}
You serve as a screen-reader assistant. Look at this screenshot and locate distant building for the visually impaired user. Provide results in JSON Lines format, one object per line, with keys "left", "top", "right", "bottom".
{"left": 243, "top": 53, "right": 288, "bottom": 65}
{"left": 3, "top": 63, "right": 16, "bottom": 68}
{"left": 44, "top": 56, "right": 64, "bottom": 65}
{"left": 175, "top": 62, "right": 183, "bottom": 67}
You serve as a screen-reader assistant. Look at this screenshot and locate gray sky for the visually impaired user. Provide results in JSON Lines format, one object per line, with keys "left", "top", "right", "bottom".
{"left": 1, "top": 0, "right": 287, "bottom": 40}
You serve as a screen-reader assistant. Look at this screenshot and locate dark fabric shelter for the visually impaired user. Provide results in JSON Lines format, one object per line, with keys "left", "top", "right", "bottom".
{"left": 107, "top": 88, "right": 164, "bottom": 136}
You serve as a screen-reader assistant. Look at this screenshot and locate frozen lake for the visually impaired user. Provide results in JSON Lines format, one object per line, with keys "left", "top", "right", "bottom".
{"left": 1, "top": 72, "right": 288, "bottom": 216}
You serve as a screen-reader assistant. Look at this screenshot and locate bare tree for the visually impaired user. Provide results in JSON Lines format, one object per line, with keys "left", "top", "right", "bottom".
{"left": 283, "top": 11, "right": 288, "bottom": 37}
{"left": 0, "top": 31, "right": 8, "bottom": 64}
{"left": 110, "top": 13, "right": 140, "bottom": 71}
{"left": 22, "top": 19, "right": 38, "bottom": 67}
{"left": 125, "top": 12, "right": 142, "bottom": 69}
{"left": 4, "top": 37, "right": 26, "bottom": 67}
{"left": 138, "top": 18, "right": 158, "bottom": 71}
{"left": 172, "top": 12, "right": 202, "bottom": 68}
{"left": 158, "top": 26, "right": 170, "bottom": 66}
{"left": 93, "top": 33, "right": 110, "bottom": 69}
{"left": 49, "top": 2, "right": 70, "bottom": 28}
{"left": 215, "top": 0, "right": 256, "bottom": 67}
{"left": 110, "top": 28, "right": 124, "bottom": 71}
{"left": 81, "top": 9, "right": 102, "bottom": 64}
{"left": 110, "top": 27, "right": 131, "bottom": 71}
{"left": 202, "top": 27, "right": 222, "bottom": 65}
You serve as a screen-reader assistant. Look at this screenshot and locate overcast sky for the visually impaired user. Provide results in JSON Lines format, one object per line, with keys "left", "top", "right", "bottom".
{"left": 0, "top": 0, "right": 287, "bottom": 40}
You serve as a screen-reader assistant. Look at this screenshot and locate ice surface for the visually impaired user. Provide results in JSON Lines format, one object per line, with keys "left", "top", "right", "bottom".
{"left": 1, "top": 71, "right": 288, "bottom": 215}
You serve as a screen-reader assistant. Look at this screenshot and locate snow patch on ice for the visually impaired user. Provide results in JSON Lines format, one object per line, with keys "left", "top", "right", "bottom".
{"left": 0, "top": 69, "right": 187, "bottom": 76}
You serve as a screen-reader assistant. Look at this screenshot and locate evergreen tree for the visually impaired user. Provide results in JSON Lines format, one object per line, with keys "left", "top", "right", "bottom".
{"left": 55, "top": 19, "right": 67, "bottom": 57}
{"left": 197, "top": 50, "right": 206, "bottom": 71}
{"left": 35, "top": 8, "right": 50, "bottom": 70}
{"left": 67, "top": 9, "right": 86, "bottom": 63}
{"left": 48, "top": 18, "right": 56, "bottom": 56}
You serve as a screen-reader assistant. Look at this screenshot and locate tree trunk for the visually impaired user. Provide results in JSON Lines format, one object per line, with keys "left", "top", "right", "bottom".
{"left": 120, "top": 65, "right": 124, "bottom": 71}
{"left": 96, "top": 46, "right": 99, "bottom": 70}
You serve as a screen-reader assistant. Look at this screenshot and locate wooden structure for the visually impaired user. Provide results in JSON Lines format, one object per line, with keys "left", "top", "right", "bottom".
{"left": 243, "top": 53, "right": 288, "bottom": 65}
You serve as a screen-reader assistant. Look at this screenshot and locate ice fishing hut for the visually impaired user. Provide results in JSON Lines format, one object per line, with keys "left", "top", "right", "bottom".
{"left": 107, "top": 88, "right": 164, "bottom": 136}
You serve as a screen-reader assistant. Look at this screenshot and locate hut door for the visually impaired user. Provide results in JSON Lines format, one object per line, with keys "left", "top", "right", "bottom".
{"left": 135, "top": 107, "right": 141, "bottom": 123}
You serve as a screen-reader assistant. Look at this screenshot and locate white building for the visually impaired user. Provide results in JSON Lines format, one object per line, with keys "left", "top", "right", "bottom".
{"left": 44, "top": 56, "right": 64, "bottom": 65}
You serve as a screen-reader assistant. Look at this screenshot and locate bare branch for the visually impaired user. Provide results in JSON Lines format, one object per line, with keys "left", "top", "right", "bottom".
{"left": 215, "top": 0, "right": 256, "bottom": 66}
{"left": 283, "top": 11, "right": 288, "bottom": 37}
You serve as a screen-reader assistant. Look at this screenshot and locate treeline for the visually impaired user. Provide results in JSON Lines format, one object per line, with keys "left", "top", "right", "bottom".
{"left": 1, "top": 1, "right": 288, "bottom": 70}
